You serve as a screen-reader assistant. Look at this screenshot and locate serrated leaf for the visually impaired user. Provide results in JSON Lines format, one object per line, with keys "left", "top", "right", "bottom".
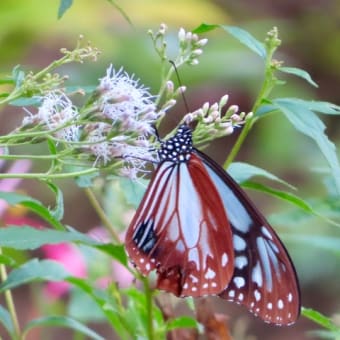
{"left": 242, "top": 180, "right": 314, "bottom": 213}
{"left": 166, "top": 316, "right": 198, "bottom": 331}
{"left": 279, "top": 67, "right": 318, "bottom": 87}
{"left": 0, "top": 191, "right": 65, "bottom": 230}
{"left": 23, "top": 315, "right": 105, "bottom": 340}
{"left": 221, "top": 25, "right": 266, "bottom": 59}
{"left": 274, "top": 98, "right": 340, "bottom": 195}
{"left": 228, "top": 162, "right": 296, "bottom": 190}
{"left": 0, "top": 226, "right": 98, "bottom": 250}
{"left": 57, "top": 0, "right": 73, "bottom": 19}
{"left": 0, "top": 305, "right": 14, "bottom": 337}
{"left": 0, "top": 259, "right": 69, "bottom": 292}
{"left": 302, "top": 308, "right": 339, "bottom": 332}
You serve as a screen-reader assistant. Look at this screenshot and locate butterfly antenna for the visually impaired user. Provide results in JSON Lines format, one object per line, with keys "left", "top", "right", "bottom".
{"left": 169, "top": 60, "right": 191, "bottom": 114}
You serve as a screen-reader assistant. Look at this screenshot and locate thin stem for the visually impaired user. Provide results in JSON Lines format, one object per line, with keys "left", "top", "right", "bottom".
{"left": 222, "top": 37, "right": 278, "bottom": 169}
{"left": 84, "top": 188, "right": 121, "bottom": 243}
{"left": 0, "top": 248, "right": 21, "bottom": 339}
{"left": 142, "top": 276, "right": 154, "bottom": 340}
{"left": 223, "top": 118, "right": 254, "bottom": 169}
{"left": 0, "top": 168, "right": 98, "bottom": 180}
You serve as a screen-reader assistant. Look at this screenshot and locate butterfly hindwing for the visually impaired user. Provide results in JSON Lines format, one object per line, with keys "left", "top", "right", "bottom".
{"left": 196, "top": 149, "right": 300, "bottom": 325}
{"left": 126, "top": 154, "right": 235, "bottom": 297}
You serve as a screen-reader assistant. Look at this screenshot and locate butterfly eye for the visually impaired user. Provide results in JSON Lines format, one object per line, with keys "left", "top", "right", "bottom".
{"left": 125, "top": 124, "right": 300, "bottom": 325}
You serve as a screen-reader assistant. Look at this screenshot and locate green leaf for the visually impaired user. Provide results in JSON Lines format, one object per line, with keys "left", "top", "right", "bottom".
{"left": 0, "top": 305, "right": 14, "bottom": 337}
{"left": 106, "top": 0, "right": 133, "bottom": 26}
{"left": 193, "top": 23, "right": 219, "bottom": 33}
{"left": 68, "top": 278, "right": 134, "bottom": 339}
{"left": 274, "top": 98, "right": 340, "bottom": 195}
{"left": 46, "top": 182, "right": 64, "bottom": 221}
{"left": 23, "top": 315, "right": 105, "bottom": 340}
{"left": 279, "top": 67, "right": 318, "bottom": 87}
{"left": 120, "top": 177, "right": 148, "bottom": 208}
{"left": 9, "top": 97, "right": 41, "bottom": 107}
{"left": 220, "top": 25, "right": 266, "bottom": 59}
{"left": 75, "top": 171, "right": 100, "bottom": 188}
{"left": 278, "top": 98, "right": 340, "bottom": 115}
{"left": 302, "top": 307, "right": 339, "bottom": 332}
{"left": 284, "top": 235, "right": 340, "bottom": 254}
{"left": 228, "top": 162, "right": 296, "bottom": 190}
{"left": 95, "top": 243, "right": 128, "bottom": 267}
{"left": 0, "top": 191, "right": 65, "bottom": 230}
{"left": 0, "top": 254, "right": 17, "bottom": 267}
{"left": 0, "top": 259, "right": 69, "bottom": 292}
{"left": 0, "top": 226, "right": 99, "bottom": 250}
{"left": 12, "top": 65, "right": 25, "bottom": 88}
{"left": 166, "top": 316, "right": 198, "bottom": 331}
{"left": 193, "top": 24, "right": 266, "bottom": 58}
{"left": 242, "top": 181, "right": 314, "bottom": 213}
{"left": 57, "top": 0, "right": 73, "bottom": 19}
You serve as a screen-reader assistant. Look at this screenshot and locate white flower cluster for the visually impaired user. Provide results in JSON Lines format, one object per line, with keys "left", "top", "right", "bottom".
{"left": 23, "top": 91, "right": 80, "bottom": 142}
{"left": 21, "top": 66, "right": 162, "bottom": 179}
{"left": 183, "top": 95, "right": 253, "bottom": 144}
{"left": 177, "top": 27, "right": 208, "bottom": 65}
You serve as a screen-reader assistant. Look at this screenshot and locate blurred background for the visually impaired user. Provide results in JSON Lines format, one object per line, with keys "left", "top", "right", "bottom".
{"left": 0, "top": 0, "right": 339, "bottom": 339}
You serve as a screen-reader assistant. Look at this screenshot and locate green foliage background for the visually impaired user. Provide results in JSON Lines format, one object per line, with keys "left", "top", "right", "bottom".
{"left": 0, "top": 1, "right": 340, "bottom": 339}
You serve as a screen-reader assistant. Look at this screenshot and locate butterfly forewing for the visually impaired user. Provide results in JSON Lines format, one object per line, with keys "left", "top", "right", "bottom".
{"left": 197, "top": 150, "right": 300, "bottom": 325}
{"left": 126, "top": 132, "right": 235, "bottom": 297}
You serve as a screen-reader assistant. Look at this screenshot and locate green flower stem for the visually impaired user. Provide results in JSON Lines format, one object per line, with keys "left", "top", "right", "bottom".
{"left": 83, "top": 188, "right": 121, "bottom": 244}
{"left": 0, "top": 168, "right": 98, "bottom": 180}
{"left": 141, "top": 276, "right": 155, "bottom": 340}
{"left": 0, "top": 248, "right": 21, "bottom": 340}
{"left": 223, "top": 31, "right": 280, "bottom": 169}
{"left": 223, "top": 118, "right": 254, "bottom": 169}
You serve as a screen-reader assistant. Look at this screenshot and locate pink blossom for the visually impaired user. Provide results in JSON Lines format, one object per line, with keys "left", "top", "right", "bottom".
{"left": 41, "top": 243, "right": 87, "bottom": 299}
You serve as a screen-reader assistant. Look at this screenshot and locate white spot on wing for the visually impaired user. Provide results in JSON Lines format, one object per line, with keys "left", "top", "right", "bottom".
{"left": 252, "top": 261, "right": 263, "bottom": 287}
{"left": 254, "top": 289, "right": 261, "bottom": 301}
{"left": 278, "top": 299, "right": 284, "bottom": 309}
{"left": 288, "top": 292, "right": 293, "bottom": 302}
{"left": 261, "top": 226, "right": 273, "bottom": 240}
{"left": 188, "top": 248, "right": 200, "bottom": 270}
{"left": 235, "top": 256, "right": 248, "bottom": 269}
{"left": 205, "top": 268, "right": 216, "bottom": 279}
{"left": 228, "top": 290, "right": 235, "bottom": 298}
{"left": 221, "top": 253, "right": 228, "bottom": 267}
{"left": 233, "top": 234, "right": 246, "bottom": 251}
{"left": 233, "top": 276, "right": 245, "bottom": 288}
{"left": 267, "top": 302, "right": 273, "bottom": 310}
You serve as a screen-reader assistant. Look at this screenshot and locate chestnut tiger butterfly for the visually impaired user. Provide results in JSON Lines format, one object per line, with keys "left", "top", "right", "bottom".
{"left": 125, "top": 124, "right": 300, "bottom": 325}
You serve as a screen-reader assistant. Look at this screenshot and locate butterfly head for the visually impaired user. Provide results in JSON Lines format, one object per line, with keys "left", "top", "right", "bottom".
{"left": 159, "top": 124, "right": 193, "bottom": 163}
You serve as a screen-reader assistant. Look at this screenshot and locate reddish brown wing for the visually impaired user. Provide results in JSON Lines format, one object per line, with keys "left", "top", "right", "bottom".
{"left": 125, "top": 154, "right": 234, "bottom": 297}
{"left": 196, "top": 149, "right": 300, "bottom": 325}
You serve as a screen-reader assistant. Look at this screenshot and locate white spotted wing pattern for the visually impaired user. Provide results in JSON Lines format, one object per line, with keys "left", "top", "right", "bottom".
{"left": 125, "top": 125, "right": 300, "bottom": 325}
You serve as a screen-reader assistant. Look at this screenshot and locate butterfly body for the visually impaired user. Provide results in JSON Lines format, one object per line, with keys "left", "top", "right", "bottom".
{"left": 125, "top": 124, "right": 300, "bottom": 325}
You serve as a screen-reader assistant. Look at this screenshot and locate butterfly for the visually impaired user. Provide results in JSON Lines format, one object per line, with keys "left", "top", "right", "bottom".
{"left": 125, "top": 124, "right": 300, "bottom": 325}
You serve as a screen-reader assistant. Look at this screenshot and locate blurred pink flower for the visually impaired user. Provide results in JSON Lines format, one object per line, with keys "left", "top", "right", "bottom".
{"left": 41, "top": 243, "right": 87, "bottom": 299}
{"left": 0, "top": 154, "right": 31, "bottom": 217}
{"left": 89, "top": 227, "right": 134, "bottom": 289}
